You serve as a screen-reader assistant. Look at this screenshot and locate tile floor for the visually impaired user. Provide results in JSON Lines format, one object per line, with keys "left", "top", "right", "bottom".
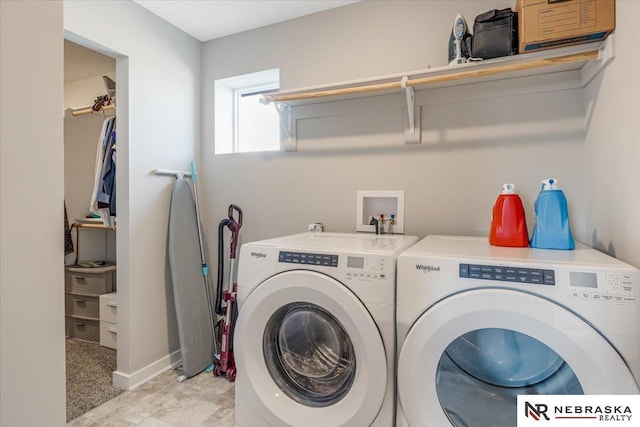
{"left": 68, "top": 368, "right": 235, "bottom": 426}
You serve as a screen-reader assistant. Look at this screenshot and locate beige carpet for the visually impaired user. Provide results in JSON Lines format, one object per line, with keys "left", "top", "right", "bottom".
{"left": 66, "top": 339, "right": 122, "bottom": 422}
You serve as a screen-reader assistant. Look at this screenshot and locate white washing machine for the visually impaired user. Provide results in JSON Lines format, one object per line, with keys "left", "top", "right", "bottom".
{"left": 234, "top": 232, "right": 418, "bottom": 427}
{"left": 396, "top": 235, "right": 639, "bottom": 427}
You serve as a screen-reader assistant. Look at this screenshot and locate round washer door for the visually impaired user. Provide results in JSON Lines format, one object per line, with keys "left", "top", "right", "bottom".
{"left": 398, "top": 288, "right": 639, "bottom": 427}
{"left": 235, "top": 270, "right": 387, "bottom": 427}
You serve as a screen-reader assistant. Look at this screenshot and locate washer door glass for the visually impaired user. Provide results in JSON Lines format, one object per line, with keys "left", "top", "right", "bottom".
{"left": 263, "top": 302, "right": 356, "bottom": 407}
{"left": 436, "top": 328, "right": 583, "bottom": 426}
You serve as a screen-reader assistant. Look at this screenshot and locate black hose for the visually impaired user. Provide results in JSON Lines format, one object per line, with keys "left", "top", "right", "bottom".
{"left": 369, "top": 217, "right": 379, "bottom": 235}
{"left": 229, "top": 300, "right": 238, "bottom": 350}
{"left": 216, "top": 218, "right": 232, "bottom": 315}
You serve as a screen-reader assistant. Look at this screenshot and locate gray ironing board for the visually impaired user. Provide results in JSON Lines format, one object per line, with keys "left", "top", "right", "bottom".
{"left": 168, "top": 178, "right": 214, "bottom": 378}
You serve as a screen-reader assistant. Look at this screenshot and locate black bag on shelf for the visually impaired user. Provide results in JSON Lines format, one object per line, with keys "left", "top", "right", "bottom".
{"left": 472, "top": 8, "right": 518, "bottom": 60}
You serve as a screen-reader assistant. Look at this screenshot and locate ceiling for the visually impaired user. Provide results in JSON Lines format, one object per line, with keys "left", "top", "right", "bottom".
{"left": 64, "top": 40, "right": 115, "bottom": 82}
{"left": 64, "top": 1, "right": 357, "bottom": 82}
{"left": 133, "top": 0, "right": 359, "bottom": 42}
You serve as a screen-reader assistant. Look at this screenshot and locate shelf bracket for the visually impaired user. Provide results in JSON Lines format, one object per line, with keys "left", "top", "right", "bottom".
{"left": 581, "top": 33, "right": 615, "bottom": 87}
{"left": 275, "top": 102, "right": 296, "bottom": 151}
{"left": 401, "top": 76, "right": 421, "bottom": 144}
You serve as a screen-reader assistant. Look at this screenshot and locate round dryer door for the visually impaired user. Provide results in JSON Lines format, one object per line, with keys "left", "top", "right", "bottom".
{"left": 397, "top": 288, "right": 639, "bottom": 427}
{"left": 235, "top": 270, "right": 387, "bottom": 427}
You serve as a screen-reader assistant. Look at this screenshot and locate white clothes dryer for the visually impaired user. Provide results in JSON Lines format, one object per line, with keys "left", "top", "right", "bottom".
{"left": 396, "top": 235, "right": 639, "bottom": 427}
{"left": 234, "top": 232, "right": 418, "bottom": 427}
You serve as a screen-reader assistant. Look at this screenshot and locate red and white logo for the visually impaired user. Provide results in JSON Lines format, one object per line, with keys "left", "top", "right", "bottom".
{"left": 518, "top": 395, "right": 639, "bottom": 426}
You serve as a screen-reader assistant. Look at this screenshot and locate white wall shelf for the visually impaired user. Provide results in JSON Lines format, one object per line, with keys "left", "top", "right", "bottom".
{"left": 262, "top": 37, "right": 615, "bottom": 150}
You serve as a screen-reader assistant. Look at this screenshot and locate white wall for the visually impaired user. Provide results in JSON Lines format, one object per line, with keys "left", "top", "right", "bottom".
{"left": 201, "top": 1, "right": 586, "bottom": 253}
{"left": 584, "top": 0, "right": 640, "bottom": 268}
{"left": 64, "top": 0, "right": 201, "bottom": 387}
{"left": 1, "top": 1, "right": 66, "bottom": 425}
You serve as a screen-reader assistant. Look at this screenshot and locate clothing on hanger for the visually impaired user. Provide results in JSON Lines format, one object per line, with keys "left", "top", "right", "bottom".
{"left": 89, "top": 117, "right": 116, "bottom": 220}
{"left": 97, "top": 129, "right": 116, "bottom": 216}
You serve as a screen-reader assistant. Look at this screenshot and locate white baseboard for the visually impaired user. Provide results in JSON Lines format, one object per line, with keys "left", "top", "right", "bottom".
{"left": 112, "top": 349, "right": 181, "bottom": 390}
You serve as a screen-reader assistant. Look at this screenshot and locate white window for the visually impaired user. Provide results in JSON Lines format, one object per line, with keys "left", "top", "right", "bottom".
{"left": 215, "top": 68, "right": 280, "bottom": 154}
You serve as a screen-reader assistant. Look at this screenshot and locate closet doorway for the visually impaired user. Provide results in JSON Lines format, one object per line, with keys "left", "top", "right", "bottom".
{"left": 63, "top": 39, "right": 121, "bottom": 422}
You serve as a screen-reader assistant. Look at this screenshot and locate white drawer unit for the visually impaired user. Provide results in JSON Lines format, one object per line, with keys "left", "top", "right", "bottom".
{"left": 99, "top": 292, "right": 117, "bottom": 349}
{"left": 100, "top": 321, "right": 118, "bottom": 350}
{"left": 100, "top": 292, "right": 117, "bottom": 323}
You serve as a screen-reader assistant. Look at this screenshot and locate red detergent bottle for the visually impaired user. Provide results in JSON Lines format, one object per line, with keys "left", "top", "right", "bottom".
{"left": 489, "top": 183, "right": 529, "bottom": 247}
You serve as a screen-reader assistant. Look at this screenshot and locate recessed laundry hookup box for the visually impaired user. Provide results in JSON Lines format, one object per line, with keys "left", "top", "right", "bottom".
{"left": 356, "top": 191, "right": 405, "bottom": 234}
{"left": 516, "top": 0, "right": 615, "bottom": 53}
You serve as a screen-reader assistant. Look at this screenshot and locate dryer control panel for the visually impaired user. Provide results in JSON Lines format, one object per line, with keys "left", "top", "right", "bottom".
{"left": 459, "top": 263, "right": 555, "bottom": 285}
{"left": 569, "top": 271, "right": 636, "bottom": 304}
{"left": 457, "top": 262, "right": 637, "bottom": 305}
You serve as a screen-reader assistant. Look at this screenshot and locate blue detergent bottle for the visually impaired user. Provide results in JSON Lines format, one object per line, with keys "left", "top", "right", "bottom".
{"left": 530, "top": 178, "right": 575, "bottom": 250}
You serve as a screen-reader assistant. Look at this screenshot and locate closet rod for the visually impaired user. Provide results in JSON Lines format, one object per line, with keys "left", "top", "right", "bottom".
{"left": 153, "top": 169, "right": 192, "bottom": 179}
{"left": 71, "top": 104, "right": 116, "bottom": 116}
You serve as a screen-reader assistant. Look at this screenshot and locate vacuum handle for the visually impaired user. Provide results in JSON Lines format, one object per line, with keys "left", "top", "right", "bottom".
{"left": 227, "top": 204, "right": 243, "bottom": 259}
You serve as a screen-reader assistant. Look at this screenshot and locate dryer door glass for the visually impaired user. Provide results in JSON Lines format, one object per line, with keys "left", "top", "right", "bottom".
{"left": 263, "top": 302, "right": 356, "bottom": 407}
{"left": 436, "top": 328, "right": 583, "bottom": 426}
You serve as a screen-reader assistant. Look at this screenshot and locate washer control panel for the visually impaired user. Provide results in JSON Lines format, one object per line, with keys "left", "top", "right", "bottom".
{"left": 279, "top": 251, "right": 338, "bottom": 267}
{"left": 459, "top": 263, "right": 555, "bottom": 285}
{"left": 345, "top": 256, "right": 387, "bottom": 281}
{"left": 278, "top": 251, "right": 387, "bottom": 281}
